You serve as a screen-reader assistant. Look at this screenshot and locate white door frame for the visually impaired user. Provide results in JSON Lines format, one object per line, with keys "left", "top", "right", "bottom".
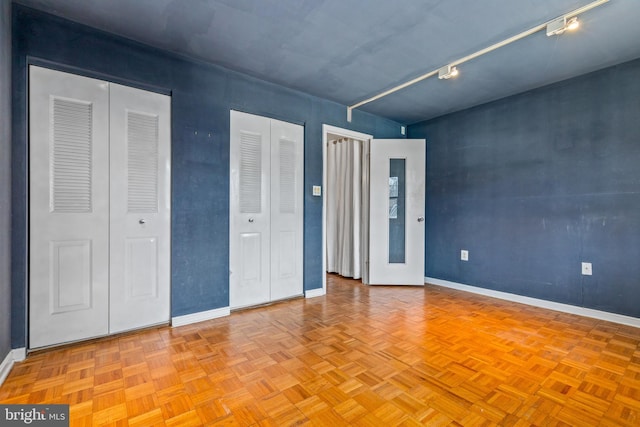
{"left": 321, "top": 125, "right": 373, "bottom": 295}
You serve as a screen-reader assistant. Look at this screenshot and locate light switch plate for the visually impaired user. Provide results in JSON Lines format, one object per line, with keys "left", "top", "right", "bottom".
{"left": 582, "top": 262, "right": 592, "bottom": 276}
{"left": 312, "top": 185, "right": 322, "bottom": 196}
{"left": 461, "top": 250, "right": 469, "bottom": 261}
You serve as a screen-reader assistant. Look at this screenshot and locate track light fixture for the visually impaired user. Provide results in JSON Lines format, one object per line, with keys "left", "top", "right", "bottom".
{"left": 346, "top": 0, "right": 610, "bottom": 122}
{"left": 546, "top": 16, "right": 580, "bottom": 36}
{"left": 567, "top": 17, "right": 580, "bottom": 31}
{"left": 438, "top": 65, "right": 459, "bottom": 80}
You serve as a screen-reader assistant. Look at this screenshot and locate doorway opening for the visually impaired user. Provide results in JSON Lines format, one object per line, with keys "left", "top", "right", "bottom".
{"left": 322, "top": 125, "right": 373, "bottom": 293}
{"left": 322, "top": 126, "right": 427, "bottom": 291}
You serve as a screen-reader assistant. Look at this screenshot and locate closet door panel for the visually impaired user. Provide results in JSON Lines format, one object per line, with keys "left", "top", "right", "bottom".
{"left": 29, "top": 66, "right": 110, "bottom": 349}
{"left": 230, "top": 111, "right": 271, "bottom": 308}
{"left": 109, "top": 83, "right": 171, "bottom": 334}
{"left": 269, "top": 119, "right": 304, "bottom": 301}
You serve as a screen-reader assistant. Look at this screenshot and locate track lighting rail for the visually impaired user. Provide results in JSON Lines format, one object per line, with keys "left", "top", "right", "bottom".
{"left": 346, "top": 0, "right": 610, "bottom": 122}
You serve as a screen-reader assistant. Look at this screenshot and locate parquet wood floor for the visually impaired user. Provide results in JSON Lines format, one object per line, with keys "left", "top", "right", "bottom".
{"left": 2, "top": 274, "right": 640, "bottom": 426}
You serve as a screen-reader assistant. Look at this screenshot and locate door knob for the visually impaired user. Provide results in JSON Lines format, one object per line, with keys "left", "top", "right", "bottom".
{"left": 139, "top": 219, "right": 146, "bottom": 224}
{"left": 417, "top": 216, "right": 425, "bottom": 222}
{"left": 248, "top": 218, "right": 254, "bottom": 223}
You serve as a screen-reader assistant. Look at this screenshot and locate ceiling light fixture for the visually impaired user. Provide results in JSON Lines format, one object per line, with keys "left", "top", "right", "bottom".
{"left": 346, "top": 0, "right": 609, "bottom": 122}
{"left": 546, "top": 16, "right": 580, "bottom": 36}
{"left": 567, "top": 17, "right": 581, "bottom": 31}
{"left": 438, "top": 65, "right": 459, "bottom": 80}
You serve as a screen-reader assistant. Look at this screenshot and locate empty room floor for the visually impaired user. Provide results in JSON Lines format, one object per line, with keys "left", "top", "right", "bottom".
{"left": 1, "top": 274, "right": 639, "bottom": 426}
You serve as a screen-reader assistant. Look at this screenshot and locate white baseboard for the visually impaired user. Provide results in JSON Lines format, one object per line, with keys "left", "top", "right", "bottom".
{"left": 0, "top": 351, "right": 13, "bottom": 386}
{"left": 0, "top": 348, "right": 26, "bottom": 387}
{"left": 12, "top": 348, "right": 26, "bottom": 362}
{"left": 171, "top": 307, "right": 230, "bottom": 327}
{"left": 305, "top": 288, "right": 326, "bottom": 298}
{"left": 425, "top": 277, "right": 640, "bottom": 328}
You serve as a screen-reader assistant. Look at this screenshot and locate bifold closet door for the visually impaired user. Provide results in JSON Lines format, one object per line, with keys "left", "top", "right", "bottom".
{"left": 109, "top": 83, "right": 171, "bottom": 334}
{"left": 29, "top": 66, "right": 171, "bottom": 348}
{"left": 29, "top": 66, "right": 110, "bottom": 348}
{"left": 269, "top": 119, "right": 304, "bottom": 301}
{"left": 230, "top": 112, "right": 272, "bottom": 308}
{"left": 229, "top": 111, "right": 303, "bottom": 309}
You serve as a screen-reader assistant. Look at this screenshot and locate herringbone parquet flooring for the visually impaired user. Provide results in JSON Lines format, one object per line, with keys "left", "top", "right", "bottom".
{"left": 1, "top": 274, "right": 640, "bottom": 426}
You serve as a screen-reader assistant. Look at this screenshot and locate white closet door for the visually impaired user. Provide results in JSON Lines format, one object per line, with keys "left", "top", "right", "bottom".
{"left": 29, "top": 66, "right": 110, "bottom": 348}
{"left": 270, "top": 119, "right": 304, "bottom": 301}
{"left": 230, "top": 111, "right": 271, "bottom": 308}
{"left": 109, "top": 83, "right": 171, "bottom": 333}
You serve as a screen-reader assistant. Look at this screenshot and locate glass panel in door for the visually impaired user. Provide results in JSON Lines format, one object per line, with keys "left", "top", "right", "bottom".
{"left": 388, "top": 158, "right": 406, "bottom": 264}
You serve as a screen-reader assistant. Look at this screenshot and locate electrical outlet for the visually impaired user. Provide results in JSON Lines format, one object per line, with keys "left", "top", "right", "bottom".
{"left": 401, "top": 126, "right": 406, "bottom": 135}
{"left": 312, "top": 185, "right": 322, "bottom": 196}
{"left": 461, "top": 250, "right": 469, "bottom": 261}
{"left": 581, "top": 262, "right": 592, "bottom": 276}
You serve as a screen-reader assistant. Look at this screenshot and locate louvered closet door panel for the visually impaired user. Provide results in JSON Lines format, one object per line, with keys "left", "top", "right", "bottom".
{"left": 109, "top": 83, "right": 171, "bottom": 334}
{"left": 270, "top": 119, "right": 304, "bottom": 301}
{"left": 230, "top": 111, "right": 271, "bottom": 308}
{"left": 29, "top": 66, "right": 110, "bottom": 349}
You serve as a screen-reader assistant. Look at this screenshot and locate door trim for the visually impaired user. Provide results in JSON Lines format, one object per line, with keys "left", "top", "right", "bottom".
{"left": 321, "top": 125, "right": 373, "bottom": 295}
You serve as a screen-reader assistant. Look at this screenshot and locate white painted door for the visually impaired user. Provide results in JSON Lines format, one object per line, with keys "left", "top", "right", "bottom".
{"left": 109, "top": 83, "right": 171, "bottom": 333}
{"left": 369, "top": 139, "right": 425, "bottom": 285}
{"left": 230, "top": 111, "right": 272, "bottom": 308}
{"left": 269, "top": 119, "right": 304, "bottom": 301}
{"left": 29, "top": 66, "right": 110, "bottom": 348}
{"left": 230, "top": 111, "right": 304, "bottom": 308}
{"left": 29, "top": 66, "right": 172, "bottom": 348}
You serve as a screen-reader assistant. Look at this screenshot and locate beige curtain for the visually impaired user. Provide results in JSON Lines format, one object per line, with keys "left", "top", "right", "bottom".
{"left": 326, "top": 137, "right": 369, "bottom": 281}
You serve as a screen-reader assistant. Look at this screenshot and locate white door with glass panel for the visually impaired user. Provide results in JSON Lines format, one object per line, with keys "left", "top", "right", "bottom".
{"left": 229, "top": 111, "right": 304, "bottom": 308}
{"left": 29, "top": 66, "right": 171, "bottom": 349}
{"left": 369, "top": 139, "right": 425, "bottom": 285}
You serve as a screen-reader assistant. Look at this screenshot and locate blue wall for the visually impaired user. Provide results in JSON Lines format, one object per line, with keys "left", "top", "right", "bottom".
{"left": 1, "top": 1, "right": 12, "bottom": 363}
{"left": 11, "top": 6, "right": 404, "bottom": 348}
{"left": 409, "top": 57, "right": 640, "bottom": 318}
